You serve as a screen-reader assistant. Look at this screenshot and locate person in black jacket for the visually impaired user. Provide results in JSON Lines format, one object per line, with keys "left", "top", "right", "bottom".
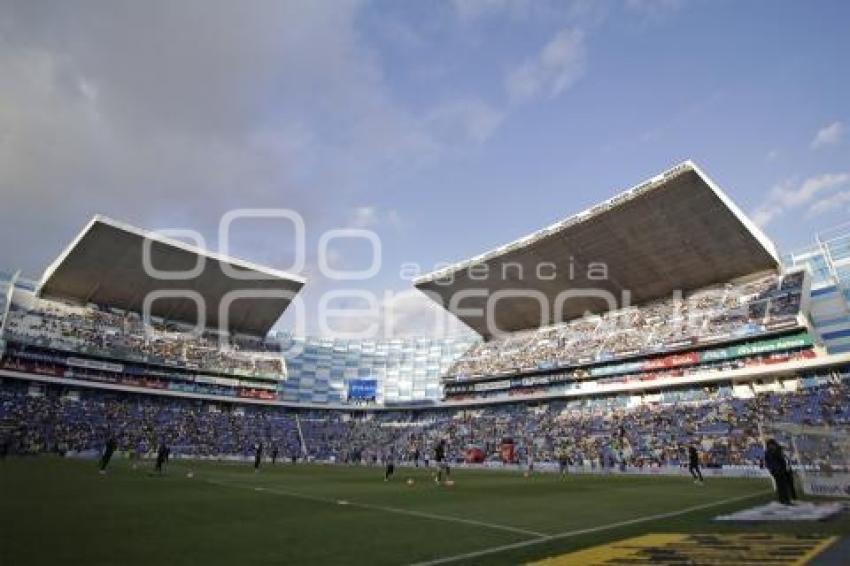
{"left": 99, "top": 436, "right": 117, "bottom": 474}
{"left": 155, "top": 442, "right": 170, "bottom": 474}
{"left": 782, "top": 446, "right": 798, "bottom": 501}
{"left": 764, "top": 439, "right": 792, "bottom": 505}
{"left": 254, "top": 442, "right": 264, "bottom": 471}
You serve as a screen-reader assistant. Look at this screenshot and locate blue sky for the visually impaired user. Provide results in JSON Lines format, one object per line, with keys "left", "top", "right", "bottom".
{"left": 0, "top": 0, "right": 848, "bottom": 337}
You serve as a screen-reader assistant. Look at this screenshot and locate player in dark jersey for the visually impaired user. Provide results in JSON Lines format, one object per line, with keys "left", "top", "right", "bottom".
{"left": 434, "top": 439, "right": 450, "bottom": 484}
{"left": 254, "top": 442, "right": 264, "bottom": 471}
{"left": 688, "top": 444, "right": 704, "bottom": 484}
{"left": 271, "top": 446, "right": 279, "bottom": 465}
{"left": 99, "top": 436, "right": 117, "bottom": 474}
{"left": 384, "top": 446, "right": 396, "bottom": 481}
{"left": 155, "top": 442, "right": 169, "bottom": 474}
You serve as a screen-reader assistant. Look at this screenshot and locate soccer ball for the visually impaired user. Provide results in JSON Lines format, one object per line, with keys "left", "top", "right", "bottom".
{"left": 186, "top": 471, "right": 194, "bottom": 479}
{"left": 445, "top": 480, "right": 455, "bottom": 486}
{"left": 523, "top": 472, "right": 529, "bottom": 478}
{"left": 406, "top": 478, "right": 415, "bottom": 486}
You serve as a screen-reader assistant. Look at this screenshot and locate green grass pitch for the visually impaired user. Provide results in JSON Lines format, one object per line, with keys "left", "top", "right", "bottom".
{"left": 2, "top": 457, "right": 848, "bottom": 565}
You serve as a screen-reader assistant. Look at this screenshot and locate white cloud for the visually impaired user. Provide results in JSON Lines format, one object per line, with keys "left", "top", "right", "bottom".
{"left": 807, "top": 190, "right": 850, "bottom": 218}
{"left": 378, "top": 289, "right": 475, "bottom": 339}
{"left": 505, "top": 28, "right": 586, "bottom": 104}
{"left": 350, "top": 207, "right": 380, "bottom": 228}
{"left": 0, "top": 1, "right": 499, "bottom": 277}
{"left": 753, "top": 172, "right": 850, "bottom": 227}
{"left": 751, "top": 204, "right": 784, "bottom": 228}
{"left": 425, "top": 98, "right": 505, "bottom": 143}
{"left": 811, "top": 121, "right": 845, "bottom": 149}
{"left": 348, "top": 206, "right": 407, "bottom": 230}
{"left": 308, "top": 288, "right": 474, "bottom": 340}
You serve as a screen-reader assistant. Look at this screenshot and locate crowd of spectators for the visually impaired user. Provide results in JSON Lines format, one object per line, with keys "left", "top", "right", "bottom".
{"left": 3, "top": 291, "right": 286, "bottom": 378}
{"left": 3, "top": 365, "right": 846, "bottom": 471}
{"left": 448, "top": 271, "right": 805, "bottom": 379}
{"left": 446, "top": 346, "right": 818, "bottom": 401}
{"left": 0, "top": 380, "right": 301, "bottom": 458}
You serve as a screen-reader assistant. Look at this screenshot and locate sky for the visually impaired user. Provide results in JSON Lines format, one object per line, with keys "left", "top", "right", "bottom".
{"left": 0, "top": 0, "right": 848, "bottom": 338}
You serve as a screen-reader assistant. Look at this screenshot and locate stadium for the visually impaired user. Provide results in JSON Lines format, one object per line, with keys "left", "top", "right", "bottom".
{"left": 2, "top": 159, "right": 850, "bottom": 565}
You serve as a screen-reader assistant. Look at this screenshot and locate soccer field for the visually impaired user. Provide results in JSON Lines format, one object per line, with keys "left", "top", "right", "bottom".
{"left": 2, "top": 457, "right": 848, "bottom": 565}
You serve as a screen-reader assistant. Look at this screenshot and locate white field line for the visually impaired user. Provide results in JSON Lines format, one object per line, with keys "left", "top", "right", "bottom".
{"left": 408, "top": 490, "right": 773, "bottom": 566}
{"left": 206, "top": 478, "right": 547, "bottom": 538}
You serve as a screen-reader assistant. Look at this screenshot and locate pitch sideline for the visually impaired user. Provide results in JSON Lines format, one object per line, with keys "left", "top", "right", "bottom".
{"left": 408, "top": 490, "right": 773, "bottom": 566}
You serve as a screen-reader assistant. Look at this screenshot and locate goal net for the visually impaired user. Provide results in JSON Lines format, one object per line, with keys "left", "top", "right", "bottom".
{"left": 762, "top": 422, "right": 850, "bottom": 498}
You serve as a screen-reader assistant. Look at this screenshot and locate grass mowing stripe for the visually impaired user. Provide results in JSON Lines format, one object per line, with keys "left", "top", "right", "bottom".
{"left": 206, "top": 478, "right": 548, "bottom": 538}
{"left": 409, "top": 490, "right": 773, "bottom": 566}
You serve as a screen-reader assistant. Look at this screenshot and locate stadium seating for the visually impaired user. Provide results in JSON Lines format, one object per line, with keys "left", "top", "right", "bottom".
{"left": 447, "top": 272, "right": 804, "bottom": 380}
{"left": 3, "top": 291, "right": 286, "bottom": 379}
{"left": 2, "top": 367, "right": 846, "bottom": 469}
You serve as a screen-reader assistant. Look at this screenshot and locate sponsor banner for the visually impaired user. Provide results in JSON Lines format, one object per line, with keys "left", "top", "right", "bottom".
{"left": 195, "top": 375, "right": 240, "bottom": 387}
{"left": 451, "top": 331, "right": 813, "bottom": 396}
{"left": 533, "top": 533, "right": 840, "bottom": 564}
{"left": 590, "top": 361, "right": 644, "bottom": 377}
{"left": 520, "top": 375, "right": 551, "bottom": 387}
{"left": 473, "top": 379, "right": 511, "bottom": 392}
{"left": 239, "top": 380, "right": 277, "bottom": 391}
{"left": 643, "top": 351, "right": 699, "bottom": 370}
{"left": 731, "top": 333, "right": 812, "bottom": 357}
{"left": 801, "top": 475, "right": 850, "bottom": 498}
{"left": 700, "top": 347, "right": 732, "bottom": 362}
{"left": 66, "top": 356, "right": 124, "bottom": 373}
{"left": 436, "top": 462, "right": 770, "bottom": 478}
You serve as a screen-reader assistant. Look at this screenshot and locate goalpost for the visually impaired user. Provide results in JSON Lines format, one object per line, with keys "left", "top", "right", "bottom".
{"left": 761, "top": 422, "right": 850, "bottom": 498}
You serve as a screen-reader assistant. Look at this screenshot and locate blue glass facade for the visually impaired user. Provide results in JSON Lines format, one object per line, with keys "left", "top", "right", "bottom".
{"left": 277, "top": 334, "right": 475, "bottom": 405}
{"left": 783, "top": 226, "right": 850, "bottom": 354}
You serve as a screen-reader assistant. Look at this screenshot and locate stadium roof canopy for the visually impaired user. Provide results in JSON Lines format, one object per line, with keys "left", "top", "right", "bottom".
{"left": 414, "top": 161, "right": 779, "bottom": 339}
{"left": 36, "top": 216, "right": 306, "bottom": 337}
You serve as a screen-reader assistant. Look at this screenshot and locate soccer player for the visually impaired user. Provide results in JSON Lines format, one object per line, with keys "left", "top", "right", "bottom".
{"left": 434, "top": 439, "right": 450, "bottom": 484}
{"left": 155, "top": 442, "right": 169, "bottom": 475}
{"left": 412, "top": 445, "right": 420, "bottom": 468}
{"left": 384, "top": 446, "right": 395, "bottom": 481}
{"left": 558, "top": 448, "right": 569, "bottom": 476}
{"left": 688, "top": 444, "right": 704, "bottom": 484}
{"left": 99, "top": 436, "right": 117, "bottom": 474}
{"left": 271, "top": 446, "right": 279, "bottom": 465}
{"left": 254, "top": 442, "right": 264, "bottom": 471}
